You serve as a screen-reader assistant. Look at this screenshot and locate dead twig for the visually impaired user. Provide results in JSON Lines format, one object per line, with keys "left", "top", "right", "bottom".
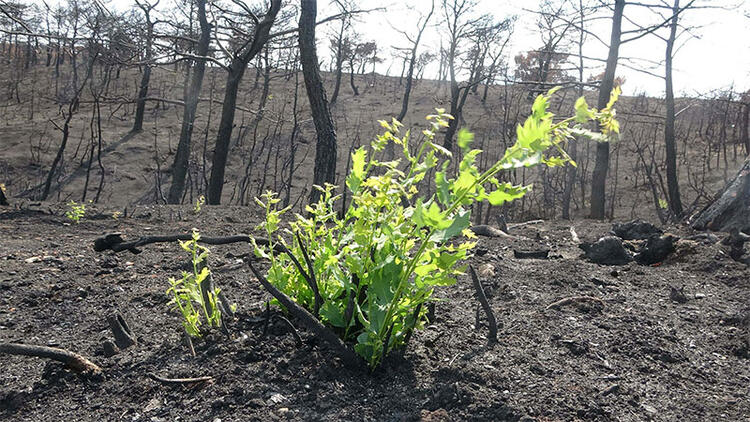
{"left": 469, "top": 265, "right": 498, "bottom": 344}
{"left": 470, "top": 224, "right": 515, "bottom": 238}
{"left": 508, "top": 219, "right": 545, "bottom": 229}
{"left": 247, "top": 260, "right": 362, "bottom": 369}
{"left": 0, "top": 343, "right": 101, "bottom": 374}
{"left": 272, "top": 314, "right": 303, "bottom": 346}
{"left": 294, "top": 231, "right": 322, "bottom": 315}
{"left": 546, "top": 296, "right": 605, "bottom": 311}
{"left": 148, "top": 373, "right": 214, "bottom": 385}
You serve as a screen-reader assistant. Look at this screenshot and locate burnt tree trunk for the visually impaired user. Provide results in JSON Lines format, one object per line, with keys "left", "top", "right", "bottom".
{"left": 206, "top": 0, "right": 282, "bottom": 205}
{"left": 207, "top": 63, "right": 245, "bottom": 204}
{"left": 590, "top": 0, "right": 624, "bottom": 219}
{"left": 663, "top": 0, "right": 683, "bottom": 218}
{"left": 299, "top": 0, "right": 338, "bottom": 205}
{"left": 132, "top": 2, "right": 156, "bottom": 133}
{"left": 348, "top": 54, "right": 359, "bottom": 96}
{"left": 167, "top": 0, "right": 210, "bottom": 204}
{"left": 691, "top": 157, "right": 750, "bottom": 233}
{"left": 396, "top": 3, "right": 433, "bottom": 123}
{"left": 329, "top": 20, "right": 345, "bottom": 105}
{"left": 742, "top": 101, "right": 749, "bottom": 156}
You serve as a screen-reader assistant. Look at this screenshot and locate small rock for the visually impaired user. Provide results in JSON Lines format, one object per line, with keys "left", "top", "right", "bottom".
{"left": 246, "top": 398, "right": 265, "bottom": 408}
{"left": 642, "top": 404, "right": 658, "bottom": 414}
{"left": 143, "top": 397, "right": 161, "bottom": 413}
{"left": 478, "top": 263, "right": 495, "bottom": 278}
{"left": 695, "top": 293, "right": 706, "bottom": 299}
{"left": 420, "top": 408, "right": 450, "bottom": 422}
{"left": 268, "top": 393, "right": 286, "bottom": 405}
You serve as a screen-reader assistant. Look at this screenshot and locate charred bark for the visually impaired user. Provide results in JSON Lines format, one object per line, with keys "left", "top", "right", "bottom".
{"left": 206, "top": 0, "right": 282, "bottom": 205}
{"left": 691, "top": 157, "right": 750, "bottom": 233}
{"left": 299, "top": 0, "right": 338, "bottom": 205}
{"left": 167, "top": 0, "right": 210, "bottom": 204}
{"left": 590, "top": 0, "right": 624, "bottom": 220}
{"left": 664, "top": 0, "right": 683, "bottom": 218}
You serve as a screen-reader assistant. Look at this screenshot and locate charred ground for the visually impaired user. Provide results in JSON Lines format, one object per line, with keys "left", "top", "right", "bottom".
{"left": 0, "top": 205, "right": 748, "bottom": 421}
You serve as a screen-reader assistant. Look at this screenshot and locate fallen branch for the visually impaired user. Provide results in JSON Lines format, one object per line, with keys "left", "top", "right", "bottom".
{"left": 148, "top": 373, "right": 213, "bottom": 385}
{"left": 469, "top": 265, "right": 498, "bottom": 344}
{"left": 0, "top": 343, "right": 101, "bottom": 374}
{"left": 471, "top": 224, "right": 516, "bottom": 238}
{"left": 93, "top": 231, "right": 315, "bottom": 303}
{"left": 94, "top": 232, "right": 279, "bottom": 255}
{"left": 546, "top": 296, "right": 605, "bottom": 311}
{"left": 508, "top": 219, "right": 544, "bottom": 229}
{"left": 247, "top": 260, "right": 362, "bottom": 369}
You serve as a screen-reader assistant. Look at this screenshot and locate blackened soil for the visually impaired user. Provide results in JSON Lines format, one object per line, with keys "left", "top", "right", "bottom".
{"left": 1, "top": 205, "right": 748, "bottom": 421}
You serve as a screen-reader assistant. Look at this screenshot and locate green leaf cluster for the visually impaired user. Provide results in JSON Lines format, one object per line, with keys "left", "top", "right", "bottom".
{"left": 65, "top": 200, "right": 86, "bottom": 224}
{"left": 167, "top": 230, "right": 223, "bottom": 337}
{"left": 254, "top": 88, "right": 619, "bottom": 369}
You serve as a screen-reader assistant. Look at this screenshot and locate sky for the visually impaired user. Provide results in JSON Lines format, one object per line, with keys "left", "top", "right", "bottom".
{"left": 325, "top": 0, "right": 750, "bottom": 97}
{"left": 50, "top": 0, "right": 750, "bottom": 96}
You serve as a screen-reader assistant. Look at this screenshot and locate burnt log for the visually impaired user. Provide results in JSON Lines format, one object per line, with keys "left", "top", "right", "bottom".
{"left": 691, "top": 157, "right": 750, "bottom": 233}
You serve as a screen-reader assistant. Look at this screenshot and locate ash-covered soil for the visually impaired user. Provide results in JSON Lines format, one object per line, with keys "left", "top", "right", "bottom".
{"left": 1, "top": 204, "right": 748, "bottom": 421}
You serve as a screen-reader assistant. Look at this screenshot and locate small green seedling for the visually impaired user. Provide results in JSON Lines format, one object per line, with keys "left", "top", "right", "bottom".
{"left": 167, "top": 229, "right": 223, "bottom": 337}
{"left": 194, "top": 195, "right": 206, "bottom": 214}
{"left": 65, "top": 201, "right": 86, "bottom": 223}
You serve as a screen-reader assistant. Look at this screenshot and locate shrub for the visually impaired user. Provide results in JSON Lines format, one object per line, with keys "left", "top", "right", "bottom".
{"left": 253, "top": 88, "right": 619, "bottom": 369}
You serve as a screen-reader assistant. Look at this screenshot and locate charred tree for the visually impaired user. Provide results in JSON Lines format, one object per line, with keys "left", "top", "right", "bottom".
{"left": 663, "top": 0, "right": 683, "bottom": 218}
{"left": 167, "top": 0, "right": 211, "bottom": 204}
{"left": 131, "top": 0, "right": 157, "bottom": 133}
{"left": 590, "top": 0, "right": 624, "bottom": 219}
{"left": 206, "top": 0, "right": 283, "bottom": 205}
{"left": 691, "top": 157, "right": 750, "bottom": 233}
{"left": 396, "top": 1, "right": 434, "bottom": 123}
{"left": 329, "top": 6, "right": 349, "bottom": 105}
{"left": 299, "top": 0, "right": 338, "bottom": 204}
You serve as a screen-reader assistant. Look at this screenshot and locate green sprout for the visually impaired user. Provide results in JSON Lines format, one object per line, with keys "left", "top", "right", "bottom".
{"left": 167, "top": 229, "right": 223, "bottom": 337}
{"left": 194, "top": 195, "right": 206, "bottom": 214}
{"left": 65, "top": 201, "right": 86, "bottom": 224}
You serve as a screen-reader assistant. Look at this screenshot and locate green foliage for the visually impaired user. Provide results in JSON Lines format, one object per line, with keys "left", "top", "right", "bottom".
{"left": 194, "top": 195, "right": 206, "bottom": 214}
{"left": 65, "top": 200, "right": 86, "bottom": 223}
{"left": 167, "top": 230, "right": 223, "bottom": 337}
{"left": 253, "top": 88, "right": 619, "bottom": 369}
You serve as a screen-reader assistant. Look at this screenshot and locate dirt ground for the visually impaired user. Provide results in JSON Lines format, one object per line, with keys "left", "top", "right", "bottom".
{"left": 0, "top": 204, "right": 748, "bottom": 421}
